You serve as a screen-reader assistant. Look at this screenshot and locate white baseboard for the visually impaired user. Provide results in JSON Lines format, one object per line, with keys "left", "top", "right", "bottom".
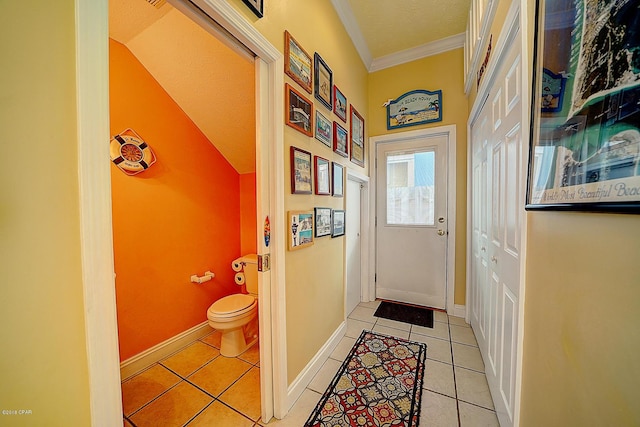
{"left": 453, "top": 304, "right": 466, "bottom": 318}
{"left": 120, "top": 321, "right": 212, "bottom": 380}
{"left": 286, "top": 322, "right": 347, "bottom": 411}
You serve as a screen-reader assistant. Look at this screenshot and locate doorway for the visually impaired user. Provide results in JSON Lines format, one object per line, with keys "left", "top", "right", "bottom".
{"left": 370, "top": 126, "right": 457, "bottom": 313}
{"left": 345, "top": 171, "right": 370, "bottom": 317}
{"left": 75, "top": 0, "right": 287, "bottom": 424}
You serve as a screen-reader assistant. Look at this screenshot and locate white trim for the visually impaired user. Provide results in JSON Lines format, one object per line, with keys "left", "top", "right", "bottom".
{"left": 370, "top": 33, "right": 465, "bottom": 72}
{"left": 453, "top": 304, "right": 466, "bottom": 319}
{"left": 369, "top": 125, "right": 457, "bottom": 315}
{"left": 79, "top": 0, "right": 287, "bottom": 423}
{"left": 466, "top": 2, "right": 527, "bottom": 424}
{"left": 120, "top": 322, "right": 211, "bottom": 380}
{"left": 75, "top": 0, "right": 123, "bottom": 425}
{"left": 286, "top": 322, "right": 346, "bottom": 410}
{"left": 346, "top": 170, "right": 371, "bottom": 304}
{"left": 330, "top": 0, "right": 372, "bottom": 69}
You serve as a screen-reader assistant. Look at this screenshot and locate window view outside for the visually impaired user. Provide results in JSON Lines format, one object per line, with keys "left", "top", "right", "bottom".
{"left": 386, "top": 150, "right": 435, "bottom": 226}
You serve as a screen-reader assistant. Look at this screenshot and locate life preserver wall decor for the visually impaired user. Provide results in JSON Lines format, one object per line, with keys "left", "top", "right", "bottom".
{"left": 110, "top": 128, "right": 156, "bottom": 175}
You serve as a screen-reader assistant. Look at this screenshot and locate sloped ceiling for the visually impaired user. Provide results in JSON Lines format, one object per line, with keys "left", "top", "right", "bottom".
{"left": 109, "top": 0, "right": 256, "bottom": 174}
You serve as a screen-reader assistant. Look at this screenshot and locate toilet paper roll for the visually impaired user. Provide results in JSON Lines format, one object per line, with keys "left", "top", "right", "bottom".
{"left": 231, "top": 258, "right": 243, "bottom": 272}
{"left": 234, "top": 272, "right": 246, "bottom": 285}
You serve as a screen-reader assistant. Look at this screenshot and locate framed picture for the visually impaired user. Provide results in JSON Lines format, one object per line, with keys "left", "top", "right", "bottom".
{"left": 331, "top": 209, "right": 345, "bottom": 238}
{"left": 288, "top": 210, "right": 314, "bottom": 250}
{"left": 333, "top": 121, "right": 348, "bottom": 158}
{"left": 526, "top": 0, "right": 640, "bottom": 213}
{"left": 350, "top": 105, "right": 365, "bottom": 167}
{"left": 386, "top": 89, "right": 442, "bottom": 130}
{"left": 290, "top": 146, "right": 312, "bottom": 194}
{"left": 284, "top": 31, "right": 312, "bottom": 93}
{"left": 315, "top": 110, "right": 332, "bottom": 147}
{"left": 314, "top": 207, "right": 332, "bottom": 237}
{"left": 333, "top": 85, "right": 347, "bottom": 122}
{"left": 314, "top": 53, "right": 333, "bottom": 110}
{"left": 332, "top": 162, "right": 344, "bottom": 197}
{"left": 314, "top": 155, "right": 331, "bottom": 195}
{"left": 286, "top": 83, "right": 314, "bottom": 137}
{"left": 241, "top": 0, "right": 263, "bottom": 18}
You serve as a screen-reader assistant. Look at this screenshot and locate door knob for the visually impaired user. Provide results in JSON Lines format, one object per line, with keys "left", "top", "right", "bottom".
{"left": 437, "top": 229, "right": 445, "bottom": 236}
{"left": 491, "top": 256, "right": 498, "bottom": 263}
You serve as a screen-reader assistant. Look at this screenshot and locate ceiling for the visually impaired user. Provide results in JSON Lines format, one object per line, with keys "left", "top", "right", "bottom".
{"left": 109, "top": 0, "right": 470, "bottom": 173}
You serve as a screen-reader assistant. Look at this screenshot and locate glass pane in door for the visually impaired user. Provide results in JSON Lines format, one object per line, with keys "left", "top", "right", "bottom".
{"left": 386, "top": 150, "right": 435, "bottom": 226}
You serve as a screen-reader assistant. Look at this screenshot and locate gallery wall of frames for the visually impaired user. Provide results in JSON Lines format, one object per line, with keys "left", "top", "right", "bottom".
{"left": 284, "top": 30, "right": 364, "bottom": 250}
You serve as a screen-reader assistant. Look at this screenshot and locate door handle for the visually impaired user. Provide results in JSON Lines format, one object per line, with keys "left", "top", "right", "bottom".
{"left": 437, "top": 229, "right": 445, "bottom": 236}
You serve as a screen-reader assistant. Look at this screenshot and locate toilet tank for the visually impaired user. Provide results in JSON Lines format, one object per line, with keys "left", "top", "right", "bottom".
{"left": 240, "top": 254, "right": 259, "bottom": 295}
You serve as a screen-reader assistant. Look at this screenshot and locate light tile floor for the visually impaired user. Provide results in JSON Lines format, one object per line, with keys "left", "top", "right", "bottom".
{"left": 265, "top": 300, "right": 499, "bottom": 427}
{"left": 122, "top": 300, "right": 498, "bottom": 426}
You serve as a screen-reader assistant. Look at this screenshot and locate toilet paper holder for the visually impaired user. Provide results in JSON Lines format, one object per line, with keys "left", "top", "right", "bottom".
{"left": 191, "top": 271, "right": 215, "bottom": 284}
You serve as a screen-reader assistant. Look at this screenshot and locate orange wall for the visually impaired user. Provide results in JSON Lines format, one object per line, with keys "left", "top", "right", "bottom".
{"left": 110, "top": 39, "right": 245, "bottom": 360}
{"left": 240, "top": 173, "right": 257, "bottom": 254}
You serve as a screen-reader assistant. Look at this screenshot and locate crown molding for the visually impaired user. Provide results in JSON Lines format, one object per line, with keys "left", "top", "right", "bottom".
{"left": 370, "top": 33, "right": 465, "bottom": 72}
{"left": 330, "top": 0, "right": 372, "bottom": 69}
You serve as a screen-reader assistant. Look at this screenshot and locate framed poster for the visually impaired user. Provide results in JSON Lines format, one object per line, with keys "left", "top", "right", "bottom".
{"left": 332, "top": 162, "right": 344, "bottom": 197}
{"left": 286, "top": 83, "right": 314, "bottom": 137}
{"left": 350, "top": 105, "right": 365, "bottom": 167}
{"left": 331, "top": 209, "right": 345, "bottom": 237}
{"left": 314, "top": 53, "right": 333, "bottom": 110}
{"left": 333, "top": 121, "right": 348, "bottom": 158}
{"left": 333, "top": 85, "right": 347, "bottom": 122}
{"left": 314, "top": 207, "right": 332, "bottom": 237}
{"left": 241, "top": 0, "right": 263, "bottom": 18}
{"left": 526, "top": 0, "right": 640, "bottom": 213}
{"left": 315, "top": 110, "right": 332, "bottom": 147}
{"left": 290, "top": 146, "right": 312, "bottom": 194}
{"left": 288, "top": 210, "right": 314, "bottom": 250}
{"left": 386, "top": 89, "right": 442, "bottom": 130}
{"left": 284, "top": 31, "right": 312, "bottom": 93}
{"left": 314, "top": 155, "right": 331, "bottom": 195}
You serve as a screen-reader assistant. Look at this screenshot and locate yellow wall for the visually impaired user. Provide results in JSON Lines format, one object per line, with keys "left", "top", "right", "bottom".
{"left": 0, "top": 1, "right": 91, "bottom": 425}
{"left": 368, "top": 49, "right": 469, "bottom": 304}
{"left": 228, "top": 0, "right": 369, "bottom": 384}
{"left": 520, "top": 213, "right": 640, "bottom": 425}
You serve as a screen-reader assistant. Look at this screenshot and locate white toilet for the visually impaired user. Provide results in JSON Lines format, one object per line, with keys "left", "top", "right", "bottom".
{"left": 207, "top": 254, "right": 259, "bottom": 357}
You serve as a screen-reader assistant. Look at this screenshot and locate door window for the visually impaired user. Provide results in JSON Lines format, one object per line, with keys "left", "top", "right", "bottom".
{"left": 386, "top": 150, "right": 435, "bottom": 226}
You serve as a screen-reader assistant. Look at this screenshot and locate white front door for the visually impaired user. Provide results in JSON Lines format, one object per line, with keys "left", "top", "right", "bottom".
{"left": 375, "top": 134, "right": 448, "bottom": 309}
{"left": 345, "top": 178, "right": 362, "bottom": 316}
{"left": 469, "top": 24, "right": 524, "bottom": 427}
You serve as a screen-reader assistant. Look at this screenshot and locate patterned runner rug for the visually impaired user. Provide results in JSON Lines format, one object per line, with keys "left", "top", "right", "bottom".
{"left": 305, "top": 330, "right": 427, "bottom": 427}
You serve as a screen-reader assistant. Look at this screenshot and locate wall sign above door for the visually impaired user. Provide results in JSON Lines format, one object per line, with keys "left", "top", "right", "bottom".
{"left": 386, "top": 89, "right": 442, "bottom": 130}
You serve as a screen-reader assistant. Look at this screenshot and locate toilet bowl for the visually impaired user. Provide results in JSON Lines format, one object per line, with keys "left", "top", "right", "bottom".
{"left": 207, "top": 294, "right": 257, "bottom": 357}
{"left": 207, "top": 255, "right": 259, "bottom": 357}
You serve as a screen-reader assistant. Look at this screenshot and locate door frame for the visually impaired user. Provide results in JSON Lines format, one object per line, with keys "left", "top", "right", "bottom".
{"left": 369, "top": 126, "right": 457, "bottom": 314}
{"left": 345, "top": 169, "right": 371, "bottom": 313}
{"left": 465, "top": 2, "right": 529, "bottom": 424}
{"left": 75, "top": 0, "right": 287, "bottom": 424}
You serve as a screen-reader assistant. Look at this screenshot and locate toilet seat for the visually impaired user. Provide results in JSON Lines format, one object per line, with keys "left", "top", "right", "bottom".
{"left": 208, "top": 294, "right": 256, "bottom": 318}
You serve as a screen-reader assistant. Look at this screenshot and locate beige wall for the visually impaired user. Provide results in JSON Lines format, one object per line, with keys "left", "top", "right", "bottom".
{"left": 368, "top": 49, "right": 469, "bottom": 304}
{"left": 0, "top": 1, "right": 92, "bottom": 425}
{"left": 228, "top": 0, "right": 369, "bottom": 384}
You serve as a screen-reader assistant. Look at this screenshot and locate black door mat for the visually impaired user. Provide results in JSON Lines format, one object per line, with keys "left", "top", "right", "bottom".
{"left": 374, "top": 301, "right": 434, "bottom": 328}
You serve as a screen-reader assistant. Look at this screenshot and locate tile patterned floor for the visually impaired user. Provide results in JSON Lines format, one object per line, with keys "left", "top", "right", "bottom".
{"left": 122, "top": 330, "right": 261, "bottom": 426}
{"left": 122, "top": 300, "right": 498, "bottom": 426}
{"left": 265, "top": 300, "right": 499, "bottom": 427}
